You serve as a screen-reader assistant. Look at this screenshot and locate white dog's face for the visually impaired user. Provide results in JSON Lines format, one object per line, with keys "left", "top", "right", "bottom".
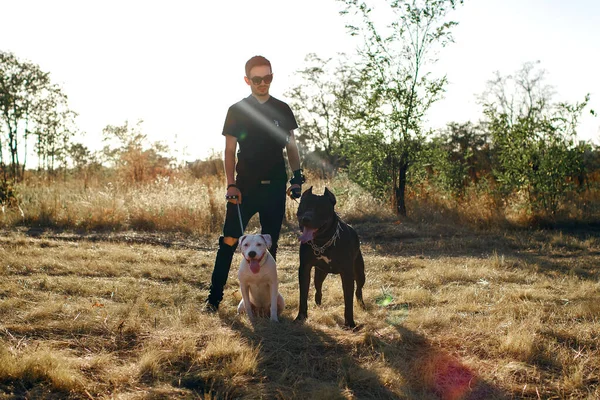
{"left": 239, "top": 234, "right": 272, "bottom": 274}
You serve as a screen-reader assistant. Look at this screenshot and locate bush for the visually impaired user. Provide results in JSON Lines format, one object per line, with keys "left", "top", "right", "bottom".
{"left": 0, "top": 180, "right": 17, "bottom": 206}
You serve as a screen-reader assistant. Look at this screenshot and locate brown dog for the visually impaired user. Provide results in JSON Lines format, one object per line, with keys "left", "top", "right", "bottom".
{"left": 295, "top": 187, "right": 366, "bottom": 328}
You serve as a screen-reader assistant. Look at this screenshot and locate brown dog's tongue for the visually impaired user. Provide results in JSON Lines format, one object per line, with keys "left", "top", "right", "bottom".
{"left": 249, "top": 259, "right": 260, "bottom": 274}
{"left": 299, "top": 227, "right": 317, "bottom": 243}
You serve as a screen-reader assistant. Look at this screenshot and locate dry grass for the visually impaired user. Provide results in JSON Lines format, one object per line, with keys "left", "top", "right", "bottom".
{"left": 406, "top": 181, "right": 600, "bottom": 230}
{"left": 1, "top": 172, "right": 395, "bottom": 237}
{"left": 1, "top": 226, "right": 599, "bottom": 398}
{"left": 0, "top": 175, "right": 599, "bottom": 398}
{"left": 2, "top": 174, "right": 226, "bottom": 234}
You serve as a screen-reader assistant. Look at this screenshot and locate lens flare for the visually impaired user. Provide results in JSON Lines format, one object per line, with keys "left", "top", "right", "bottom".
{"left": 238, "top": 101, "right": 289, "bottom": 144}
{"left": 419, "top": 353, "right": 475, "bottom": 400}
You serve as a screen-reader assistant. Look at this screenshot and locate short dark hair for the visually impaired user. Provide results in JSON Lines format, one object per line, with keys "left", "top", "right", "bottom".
{"left": 245, "top": 56, "right": 271, "bottom": 77}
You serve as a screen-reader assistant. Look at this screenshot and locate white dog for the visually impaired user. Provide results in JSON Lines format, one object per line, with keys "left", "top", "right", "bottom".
{"left": 237, "top": 234, "right": 285, "bottom": 322}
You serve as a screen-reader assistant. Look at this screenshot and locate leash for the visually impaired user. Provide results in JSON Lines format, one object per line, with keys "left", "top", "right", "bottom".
{"left": 225, "top": 195, "right": 244, "bottom": 235}
{"left": 286, "top": 185, "right": 301, "bottom": 203}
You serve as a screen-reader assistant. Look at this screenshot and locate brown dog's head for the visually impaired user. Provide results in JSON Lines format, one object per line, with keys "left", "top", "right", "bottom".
{"left": 296, "top": 186, "right": 336, "bottom": 243}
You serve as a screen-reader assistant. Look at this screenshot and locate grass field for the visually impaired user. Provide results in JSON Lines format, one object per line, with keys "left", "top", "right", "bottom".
{"left": 0, "top": 176, "right": 599, "bottom": 399}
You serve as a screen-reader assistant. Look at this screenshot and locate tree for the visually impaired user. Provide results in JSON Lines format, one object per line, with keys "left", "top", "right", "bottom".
{"left": 68, "top": 143, "right": 102, "bottom": 189}
{"left": 338, "top": 0, "right": 463, "bottom": 215}
{"left": 421, "top": 122, "right": 490, "bottom": 197}
{"left": 286, "top": 53, "right": 362, "bottom": 176}
{"left": 0, "top": 51, "right": 75, "bottom": 181}
{"left": 102, "top": 120, "right": 173, "bottom": 183}
{"left": 479, "top": 61, "right": 554, "bottom": 127}
{"left": 34, "top": 86, "right": 78, "bottom": 174}
{"left": 69, "top": 143, "right": 95, "bottom": 171}
{"left": 481, "top": 62, "right": 592, "bottom": 216}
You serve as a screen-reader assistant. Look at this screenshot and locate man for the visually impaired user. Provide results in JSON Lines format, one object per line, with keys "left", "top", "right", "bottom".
{"left": 205, "top": 55, "right": 304, "bottom": 312}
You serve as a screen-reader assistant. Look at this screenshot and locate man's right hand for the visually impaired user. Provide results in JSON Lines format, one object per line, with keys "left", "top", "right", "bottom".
{"left": 226, "top": 185, "right": 242, "bottom": 204}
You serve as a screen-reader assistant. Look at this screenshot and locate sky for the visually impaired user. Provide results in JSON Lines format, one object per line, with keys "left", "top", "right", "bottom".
{"left": 1, "top": 0, "right": 599, "bottom": 161}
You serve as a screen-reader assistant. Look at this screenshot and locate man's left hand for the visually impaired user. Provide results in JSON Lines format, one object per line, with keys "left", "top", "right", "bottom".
{"left": 288, "top": 169, "right": 305, "bottom": 199}
{"left": 287, "top": 184, "right": 301, "bottom": 199}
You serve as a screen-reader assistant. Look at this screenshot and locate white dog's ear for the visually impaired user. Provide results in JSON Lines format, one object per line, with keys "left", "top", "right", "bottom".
{"left": 238, "top": 235, "right": 247, "bottom": 251}
{"left": 261, "top": 234, "right": 272, "bottom": 249}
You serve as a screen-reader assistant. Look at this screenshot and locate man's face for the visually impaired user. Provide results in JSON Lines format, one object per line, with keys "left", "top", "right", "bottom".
{"left": 245, "top": 65, "right": 272, "bottom": 98}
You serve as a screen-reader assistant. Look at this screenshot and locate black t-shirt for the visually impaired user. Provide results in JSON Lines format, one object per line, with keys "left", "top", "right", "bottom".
{"left": 222, "top": 95, "right": 298, "bottom": 190}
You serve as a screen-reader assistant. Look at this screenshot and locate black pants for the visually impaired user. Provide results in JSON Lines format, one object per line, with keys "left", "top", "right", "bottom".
{"left": 207, "top": 182, "right": 286, "bottom": 307}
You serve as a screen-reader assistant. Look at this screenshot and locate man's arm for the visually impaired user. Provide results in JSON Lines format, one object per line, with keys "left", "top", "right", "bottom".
{"left": 224, "top": 135, "right": 237, "bottom": 186}
{"left": 286, "top": 130, "right": 301, "bottom": 171}
{"left": 224, "top": 135, "right": 241, "bottom": 203}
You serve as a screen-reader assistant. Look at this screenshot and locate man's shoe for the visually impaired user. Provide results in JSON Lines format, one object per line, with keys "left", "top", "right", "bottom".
{"left": 203, "top": 301, "right": 218, "bottom": 314}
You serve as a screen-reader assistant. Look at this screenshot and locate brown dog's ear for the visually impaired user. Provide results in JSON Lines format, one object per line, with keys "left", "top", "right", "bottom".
{"left": 324, "top": 187, "right": 336, "bottom": 206}
{"left": 301, "top": 186, "right": 313, "bottom": 199}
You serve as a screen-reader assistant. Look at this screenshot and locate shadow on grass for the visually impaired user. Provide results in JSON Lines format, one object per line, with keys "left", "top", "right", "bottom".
{"left": 227, "top": 315, "right": 400, "bottom": 399}
{"left": 224, "top": 313, "right": 508, "bottom": 400}
{"left": 16, "top": 218, "right": 600, "bottom": 282}
{"left": 352, "top": 222, "right": 600, "bottom": 282}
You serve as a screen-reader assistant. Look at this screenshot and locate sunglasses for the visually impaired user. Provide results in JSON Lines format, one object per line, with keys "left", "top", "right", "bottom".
{"left": 248, "top": 74, "right": 273, "bottom": 85}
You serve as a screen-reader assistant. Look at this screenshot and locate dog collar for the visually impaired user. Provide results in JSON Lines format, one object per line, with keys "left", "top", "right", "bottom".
{"left": 308, "top": 221, "right": 342, "bottom": 256}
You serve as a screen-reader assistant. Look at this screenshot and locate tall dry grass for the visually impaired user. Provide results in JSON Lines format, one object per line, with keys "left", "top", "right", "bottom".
{"left": 3, "top": 167, "right": 600, "bottom": 236}
{"left": 2, "top": 173, "right": 224, "bottom": 234}
{"left": 1, "top": 171, "right": 397, "bottom": 237}
{"left": 406, "top": 179, "right": 600, "bottom": 230}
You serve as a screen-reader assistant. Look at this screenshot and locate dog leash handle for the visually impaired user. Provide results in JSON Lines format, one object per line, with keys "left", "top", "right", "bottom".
{"left": 226, "top": 195, "right": 244, "bottom": 235}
